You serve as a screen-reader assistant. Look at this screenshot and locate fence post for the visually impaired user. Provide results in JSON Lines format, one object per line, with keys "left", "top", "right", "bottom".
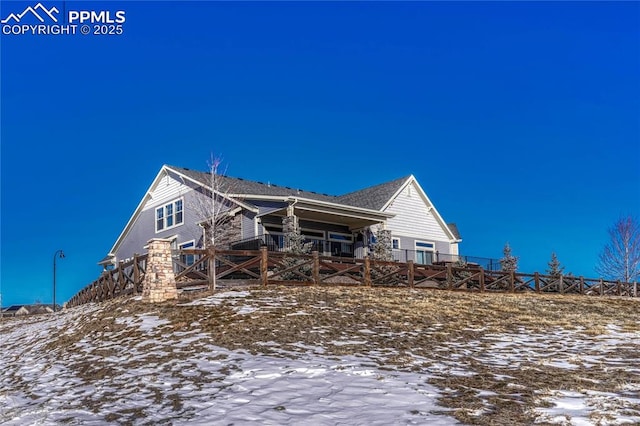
{"left": 634, "top": 282, "right": 637, "bottom": 298}
{"left": 260, "top": 246, "right": 268, "bottom": 287}
{"left": 208, "top": 249, "right": 216, "bottom": 291}
{"left": 579, "top": 276, "right": 584, "bottom": 295}
{"left": 364, "top": 256, "right": 372, "bottom": 287}
{"left": 120, "top": 262, "right": 128, "bottom": 295}
{"left": 133, "top": 254, "right": 140, "bottom": 295}
{"left": 108, "top": 270, "right": 116, "bottom": 300}
{"left": 447, "top": 263, "right": 453, "bottom": 290}
{"left": 312, "top": 250, "right": 320, "bottom": 285}
{"left": 479, "top": 267, "right": 485, "bottom": 292}
{"left": 599, "top": 279, "right": 604, "bottom": 296}
{"left": 509, "top": 271, "right": 515, "bottom": 293}
{"left": 617, "top": 280, "right": 621, "bottom": 296}
{"left": 559, "top": 274, "right": 564, "bottom": 295}
{"left": 407, "top": 260, "right": 414, "bottom": 288}
{"left": 534, "top": 272, "right": 540, "bottom": 293}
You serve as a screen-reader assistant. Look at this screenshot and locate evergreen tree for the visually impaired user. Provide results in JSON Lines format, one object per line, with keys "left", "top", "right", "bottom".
{"left": 499, "top": 243, "right": 519, "bottom": 273}
{"left": 274, "top": 215, "right": 313, "bottom": 280}
{"left": 546, "top": 252, "right": 564, "bottom": 278}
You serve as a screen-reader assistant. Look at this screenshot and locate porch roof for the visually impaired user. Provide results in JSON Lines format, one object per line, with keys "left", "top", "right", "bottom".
{"left": 257, "top": 197, "right": 394, "bottom": 230}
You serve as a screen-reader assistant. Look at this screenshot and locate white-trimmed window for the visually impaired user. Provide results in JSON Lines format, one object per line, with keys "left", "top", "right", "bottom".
{"left": 179, "top": 240, "right": 195, "bottom": 266}
{"left": 415, "top": 241, "right": 435, "bottom": 265}
{"left": 156, "top": 199, "right": 184, "bottom": 232}
{"left": 392, "top": 238, "right": 400, "bottom": 250}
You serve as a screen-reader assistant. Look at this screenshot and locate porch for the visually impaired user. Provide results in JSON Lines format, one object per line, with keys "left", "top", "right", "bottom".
{"left": 230, "top": 235, "right": 500, "bottom": 271}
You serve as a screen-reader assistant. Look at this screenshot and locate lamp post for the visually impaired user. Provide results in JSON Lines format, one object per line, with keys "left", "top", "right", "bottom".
{"left": 53, "top": 250, "right": 65, "bottom": 312}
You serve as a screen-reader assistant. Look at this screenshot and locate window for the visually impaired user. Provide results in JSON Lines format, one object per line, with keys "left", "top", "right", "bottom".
{"left": 302, "top": 229, "right": 325, "bottom": 252}
{"left": 328, "top": 233, "right": 353, "bottom": 242}
{"left": 179, "top": 241, "right": 195, "bottom": 266}
{"left": 392, "top": 238, "right": 400, "bottom": 250}
{"left": 415, "top": 241, "right": 435, "bottom": 265}
{"left": 329, "top": 233, "right": 354, "bottom": 257}
{"left": 155, "top": 199, "right": 184, "bottom": 232}
{"left": 156, "top": 208, "right": 164, "bottom": 231}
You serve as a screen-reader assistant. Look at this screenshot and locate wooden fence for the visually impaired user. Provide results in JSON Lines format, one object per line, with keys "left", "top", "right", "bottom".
{"left": 67, "top": 254, "right": 148, "bottom": 307}
{"left": 67, "top": 248, "right": 638, "bottom": 307}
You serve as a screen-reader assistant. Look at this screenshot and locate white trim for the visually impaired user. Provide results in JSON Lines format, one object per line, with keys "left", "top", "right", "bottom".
{"left": 178, "top": 239, "right": 195, "bottom": 249}
{"left": 165, "top": 166, "right": 258, "bottom": 213}
{"left": 382, "top": 175, "right": 461, "bottom": 243}
{"left": 109, "top": 166, "right": 168, "bottom": 255}
{"left": 288, "top": 197, "right": 394, "bottom": 217}
{"left": 178, "top": 240, "right": 196, "bottom": 266}
{"left": 415, "top": 240, "right": 435, "bottom": 251}
{"left": 415, "top": 240, "right": 436, "bottom": 265}
{"left": 254, "top": 215, "right": 259, "bottom": 238}
{"left": 155, "top": 198, "right": 184, "bottom": 233}
{"left": 392, "top": 238, "right": 401, "bottom": 250}
{"left": 301, "top": 228, "right": 326, "bottom": 239}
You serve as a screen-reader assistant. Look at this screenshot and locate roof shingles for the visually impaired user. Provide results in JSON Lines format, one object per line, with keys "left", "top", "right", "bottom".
{"left": 168, "top": 166, "right": 409, "bottom": 210}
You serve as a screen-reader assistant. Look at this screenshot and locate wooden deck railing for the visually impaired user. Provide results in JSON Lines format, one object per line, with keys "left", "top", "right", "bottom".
{"left": 67, "top": 248, "right": 638, "bottom": 307}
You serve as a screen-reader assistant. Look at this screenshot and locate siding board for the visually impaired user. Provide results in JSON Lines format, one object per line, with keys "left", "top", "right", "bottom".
{"left": 385, "top": 181, "right": 449, "bottom": 241}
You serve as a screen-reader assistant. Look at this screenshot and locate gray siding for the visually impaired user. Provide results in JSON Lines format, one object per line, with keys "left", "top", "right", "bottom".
{"left": 241, "top": 211, "right": 256, "bottom": 240}
{"left": 116, "top": 188, "right": 203, "bottom": 262}
{"left": 115, "top": 184, "right": 246, "bottom": 262}
{"left": 389, "top": 235, "right": 453, "bottom": 264}
{"left": 250, "top": 200, "right": 287, "bottom": 215}
{"left": 434, "top": 241, "right": 450, "bottom": 256}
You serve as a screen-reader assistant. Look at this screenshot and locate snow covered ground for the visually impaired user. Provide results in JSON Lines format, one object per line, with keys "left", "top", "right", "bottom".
{"left": 1, "top": 289, "right": 638, "bottom": 425}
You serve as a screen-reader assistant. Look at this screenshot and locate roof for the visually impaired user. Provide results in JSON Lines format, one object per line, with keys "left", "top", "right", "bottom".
{"left": 3, "top": 305, "right": 25, "bottom": 312}
{"left": 336, "top": 176, "right": 410, "bottom": 210}
{"left": 168, "top": 165, "right": 409, "bottom": 210}
{"left": 447, "top": 223, "right": 462, "bottom": 240}
{"left": 169, "top": 166, "right": 340, "bottom": 203}
{"left": 2, "top": 304, "right": 54, "bottom": 314}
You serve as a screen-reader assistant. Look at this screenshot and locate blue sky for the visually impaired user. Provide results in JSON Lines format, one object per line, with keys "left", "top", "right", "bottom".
{"left": 1, "top": 1, "right": 639, "bottom": 307}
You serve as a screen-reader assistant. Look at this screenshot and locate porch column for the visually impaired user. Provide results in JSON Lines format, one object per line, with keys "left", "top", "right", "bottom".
{"left": 283, "top": 205, "right": 299, "bottom": 251}
{"left": 142, "top": 238, "right": 177, "bottom": 303}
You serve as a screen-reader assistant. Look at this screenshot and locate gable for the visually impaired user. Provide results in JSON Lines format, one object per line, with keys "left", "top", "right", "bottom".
{"left": 382, "top": 178, "right": 458, "bottom": 242}
{"left": 143, "top": 170, "right": 191, "bottom": 212}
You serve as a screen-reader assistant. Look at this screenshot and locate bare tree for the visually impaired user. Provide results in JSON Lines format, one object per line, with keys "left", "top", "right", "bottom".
{"left": 193, "top": 154, "right": 240, "bottom": 290}
{"left": 596, "top": 215, "right": 640, "bottom": 283}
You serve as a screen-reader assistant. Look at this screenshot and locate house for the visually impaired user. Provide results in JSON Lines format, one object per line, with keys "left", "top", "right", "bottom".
{"left": 2, "top": 305, "right": 30, "bottom": 317}
{"left": 2, "top": 304, "right": 55, "bottom": 317}
{"left": 99, "top": 165, "right": 462, "bottom": 269}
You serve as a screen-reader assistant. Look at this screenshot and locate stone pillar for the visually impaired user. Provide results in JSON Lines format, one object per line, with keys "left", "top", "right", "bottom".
{"left": 142, "top": 238, "right": 177, "bottom": 303}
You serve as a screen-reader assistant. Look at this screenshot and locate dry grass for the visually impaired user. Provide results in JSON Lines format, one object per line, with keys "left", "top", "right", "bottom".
{"left": 44, "top": 286, "right": 640, "bottom": 424}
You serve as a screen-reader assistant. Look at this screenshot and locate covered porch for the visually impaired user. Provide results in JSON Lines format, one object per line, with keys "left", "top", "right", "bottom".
{"left": 233, "top": 198, "right": 394, "bottom": 258}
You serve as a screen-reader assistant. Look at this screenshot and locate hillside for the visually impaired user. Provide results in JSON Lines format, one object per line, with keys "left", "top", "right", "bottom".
{"left": 1, "top": 287, "right": 639, "bottom": 425}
